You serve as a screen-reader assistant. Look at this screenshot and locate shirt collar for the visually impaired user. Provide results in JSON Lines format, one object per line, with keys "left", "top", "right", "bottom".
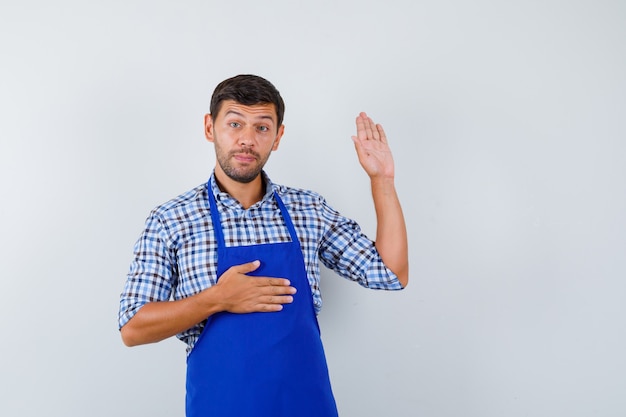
{"left": 208, "top": 170, "right": 276, "bottom": 209}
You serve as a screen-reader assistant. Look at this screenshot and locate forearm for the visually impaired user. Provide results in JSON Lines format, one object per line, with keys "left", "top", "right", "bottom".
{"left": 120, "top": 262, "right": 297, "bottom": 346}
{"left": 371, "top": 177, "right": 409, "bottom": 287}
{"left": 120, "top": 286, "right": 224, "bottom": 347}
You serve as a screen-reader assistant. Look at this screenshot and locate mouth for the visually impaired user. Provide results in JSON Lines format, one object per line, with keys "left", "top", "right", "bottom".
{"left": 232, "top": 151, "right": 259, "bottom": 163}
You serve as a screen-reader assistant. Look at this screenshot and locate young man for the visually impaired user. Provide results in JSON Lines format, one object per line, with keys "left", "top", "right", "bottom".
{"left": 118, "top": 74, "right": 408, "bottom": 417}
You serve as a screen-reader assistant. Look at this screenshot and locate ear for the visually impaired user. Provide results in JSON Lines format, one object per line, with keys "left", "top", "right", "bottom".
{"left": 204, "top": 114, "right": 214, "bottom": 143}
{"left": 271, "top": 124, "right": 285, "bottom": 151}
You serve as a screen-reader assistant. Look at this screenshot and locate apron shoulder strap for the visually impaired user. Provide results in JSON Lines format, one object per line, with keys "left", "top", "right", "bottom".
{"left": 206, "top": 184, "right": 225, "bottom": 247}
{"left": 273, "top": 191, "right": 300, "bottom": 245}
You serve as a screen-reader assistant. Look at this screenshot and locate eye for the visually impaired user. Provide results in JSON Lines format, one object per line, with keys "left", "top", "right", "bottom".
{"left": 257, "top": 126, "right": 269, "bottom": 132}
{"left": 229, "top": 122, "right": 241, "bottom": 128}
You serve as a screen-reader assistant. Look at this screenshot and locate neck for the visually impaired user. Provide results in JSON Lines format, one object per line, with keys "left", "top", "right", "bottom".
{"left": 214, "top": 169, "right": 265, "bottom": 209}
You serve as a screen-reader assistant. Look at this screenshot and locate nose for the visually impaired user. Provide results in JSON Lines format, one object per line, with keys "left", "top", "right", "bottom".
{"left": 238, "top": 126, "right": 256, "bottom": 148}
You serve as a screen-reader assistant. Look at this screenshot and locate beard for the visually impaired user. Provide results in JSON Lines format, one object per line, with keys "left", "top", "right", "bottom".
{"left": 214, "top": 141, "right": 271, "bottom": 184}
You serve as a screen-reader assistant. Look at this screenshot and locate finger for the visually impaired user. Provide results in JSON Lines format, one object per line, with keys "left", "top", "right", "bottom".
{"left": 355, "top": 113, "right": 368, "bottom": 141}
{"left": 363, "top": 115, "right": 379, "bottom": 141}
{"left": 363, "top": 114, "right": 375, "bottom": 141}
{"left": 269, "top": 284, "right": 297, "bottom": 295}
{"left": 266, "top": 294, "right": 294, "bottom": 305}
{"left": 255, "top": 277, "right": 295, "bottom": 291}
{"left": 254, "top": 295, "right": 295, "bottom": 313}
{"left": 376, "top": 123, "right": 388, "bottom": 145}
{"left": 257, "top": 303, "right": 285, "bottom": 312}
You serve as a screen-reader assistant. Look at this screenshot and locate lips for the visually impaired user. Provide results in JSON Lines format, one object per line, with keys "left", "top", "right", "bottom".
{"left": 232, "top": 151, "right": 259, "bottom": 163}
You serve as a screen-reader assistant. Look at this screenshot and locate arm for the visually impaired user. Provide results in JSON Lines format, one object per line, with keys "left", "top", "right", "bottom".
{"left": 352, "top": 112, "right": 409, "bottom": 287}
{"left": 120, "top": 260, "right": 296, "bottom": 347}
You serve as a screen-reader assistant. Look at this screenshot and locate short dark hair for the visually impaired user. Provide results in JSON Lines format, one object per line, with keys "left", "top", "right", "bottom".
{"left": 210, "top": 74, "right": 285, "bottom": 126}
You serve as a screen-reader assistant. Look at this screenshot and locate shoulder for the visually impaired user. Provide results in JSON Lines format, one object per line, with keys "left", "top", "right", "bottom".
{"left": 272, "top": 182, "right": 346, "bottom": 225}
{"left": 148, "top": 183, "right": 209, "bottom": 226}
{"left": 273, "top": 183, "right": 326, "bottom": 208}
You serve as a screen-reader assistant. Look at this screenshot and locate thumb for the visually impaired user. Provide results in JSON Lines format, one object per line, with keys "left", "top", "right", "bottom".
{"left": 234, "top": 260, "right": 261, "bottom": 274}
{"left": 352, "top": 135, "right": 367, "bottom": 158}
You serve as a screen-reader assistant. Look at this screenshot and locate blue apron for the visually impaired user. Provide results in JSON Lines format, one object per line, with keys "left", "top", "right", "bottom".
{"left": 185, "top": 186, "right": 338, "bottom": 417}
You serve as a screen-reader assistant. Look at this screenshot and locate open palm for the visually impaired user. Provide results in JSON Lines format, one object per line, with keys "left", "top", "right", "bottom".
{"left": 351, "top": 112, "right": 395, "bottom": 179}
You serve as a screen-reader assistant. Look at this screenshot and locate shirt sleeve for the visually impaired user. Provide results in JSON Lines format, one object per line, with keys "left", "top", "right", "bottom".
{"left": 317, "top": 197, "right": 403, "bottom": 291}
{"left": 118, "top": 213, "right": 177, "bottom": 329}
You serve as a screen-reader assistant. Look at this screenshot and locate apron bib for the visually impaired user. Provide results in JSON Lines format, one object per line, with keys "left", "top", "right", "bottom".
{"left": 185, "top": 187, "right": 338, "bottom": 417}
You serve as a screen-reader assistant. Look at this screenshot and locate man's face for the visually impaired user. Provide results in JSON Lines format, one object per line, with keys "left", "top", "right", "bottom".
{"left": 205, "top": 100, "right": 284, "bottom": 183}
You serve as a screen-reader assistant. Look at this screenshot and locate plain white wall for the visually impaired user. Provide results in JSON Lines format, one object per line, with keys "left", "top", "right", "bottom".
{"left": 1, "top": 1, "right": 625, "bottom": 416}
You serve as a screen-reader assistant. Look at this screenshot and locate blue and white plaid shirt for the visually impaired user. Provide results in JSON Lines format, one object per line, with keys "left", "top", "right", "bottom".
{"left": 119, "top": 171, "right": 402, "bottom": 352}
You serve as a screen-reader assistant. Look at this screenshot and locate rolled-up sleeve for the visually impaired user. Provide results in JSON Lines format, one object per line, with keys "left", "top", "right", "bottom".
{"left": 118, "top": 213, "right": 177, "bottom": 329}
{"left": 317, "top": 198, "right": 403, "bottom": 291}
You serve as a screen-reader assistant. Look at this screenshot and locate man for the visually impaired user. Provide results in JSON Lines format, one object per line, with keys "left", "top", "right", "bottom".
{"left": 118, "top": 74, "right": 408, "bottom": 417}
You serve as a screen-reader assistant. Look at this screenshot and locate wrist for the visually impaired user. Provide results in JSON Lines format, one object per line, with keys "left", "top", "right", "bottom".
{"left": 370, "top": 176, "right": 396, "bottom": 192}
{"left": 197, "top": 284, "right": 227, "bottom": 316}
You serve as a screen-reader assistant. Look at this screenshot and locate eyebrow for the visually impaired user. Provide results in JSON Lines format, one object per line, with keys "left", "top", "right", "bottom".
{"left": 224, "top": 110, "right": 275, "bottom": 122}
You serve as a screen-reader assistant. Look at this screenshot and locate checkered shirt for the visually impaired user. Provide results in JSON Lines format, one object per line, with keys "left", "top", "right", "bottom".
{"left": 118, "top": 171, "right": 402, "bottom": 352}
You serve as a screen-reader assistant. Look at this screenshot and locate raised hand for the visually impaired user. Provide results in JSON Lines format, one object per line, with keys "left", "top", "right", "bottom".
{"left": 351, "top": 112, "right": 395, "bottom": 179}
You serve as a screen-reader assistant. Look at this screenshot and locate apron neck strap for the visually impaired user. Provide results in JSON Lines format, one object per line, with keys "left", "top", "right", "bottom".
{"left": 206, "top": 183, "right": 299, "bottom": 247}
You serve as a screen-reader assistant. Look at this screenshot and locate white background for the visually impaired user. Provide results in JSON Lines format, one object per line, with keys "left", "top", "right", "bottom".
{"left": 1, "top": 1, "right": 625, "bottom": 416}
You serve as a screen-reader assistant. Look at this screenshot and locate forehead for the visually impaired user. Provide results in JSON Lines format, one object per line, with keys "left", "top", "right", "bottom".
{"left": 218, "top": 100, "right": 277, "bottom": 122}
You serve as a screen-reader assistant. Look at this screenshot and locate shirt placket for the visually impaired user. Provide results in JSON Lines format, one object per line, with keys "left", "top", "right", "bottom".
{"left": 240, "top": 209, "right": 257, "bottom": 246}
